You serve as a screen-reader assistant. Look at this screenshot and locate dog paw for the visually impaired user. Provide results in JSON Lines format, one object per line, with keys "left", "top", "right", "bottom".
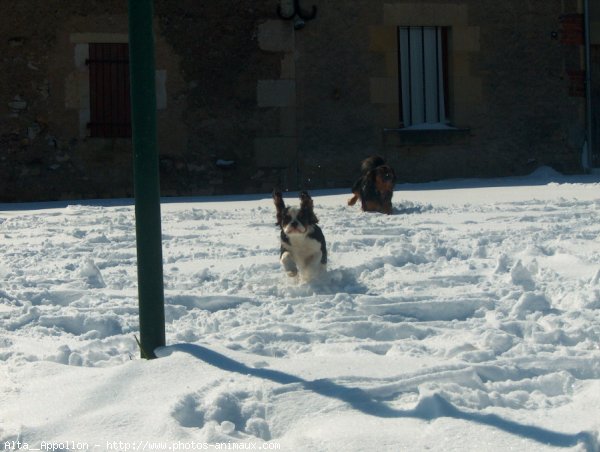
{"left": 286, "top": 270, "right": 298, "bottom": 277}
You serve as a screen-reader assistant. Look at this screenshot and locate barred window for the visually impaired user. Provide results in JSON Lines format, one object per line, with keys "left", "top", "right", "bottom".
{"left": 398, "top": 27, "right": 449, "bottom": 128}
{"left": 87, "top": 43, "right": 131, "bottom": 138}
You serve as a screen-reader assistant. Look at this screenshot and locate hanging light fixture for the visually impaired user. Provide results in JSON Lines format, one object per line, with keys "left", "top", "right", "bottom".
{"left": 277, "top": 0, "right": 317, "bottom": 29}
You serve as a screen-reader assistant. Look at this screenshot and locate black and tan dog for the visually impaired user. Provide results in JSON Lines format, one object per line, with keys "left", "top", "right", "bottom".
{"left": 348, "top": 155, "right": 396, "bottom": 214}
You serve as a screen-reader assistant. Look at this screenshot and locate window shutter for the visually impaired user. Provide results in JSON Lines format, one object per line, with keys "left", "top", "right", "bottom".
{"left": 88, "top": 43, "right": 132, "bottom": 138}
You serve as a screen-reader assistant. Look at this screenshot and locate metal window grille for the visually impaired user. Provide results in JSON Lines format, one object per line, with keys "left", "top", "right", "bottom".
{"left": 398, "top": 26, "right": 449, "bottom": 127}
{"left": 87, "top": 43, "right": 132, "bottom": 138}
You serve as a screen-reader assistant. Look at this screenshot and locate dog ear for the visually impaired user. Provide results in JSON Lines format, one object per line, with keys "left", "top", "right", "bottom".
{"left": 273, "top": 189, "right": 286, "bottom": 227}
{"left": 361, "top": 155, "right": 386, "bottom": 174}
{"left": 367, "top": 169, "right": 378, "bottom": 183}
{"left": 299, "top": 191, "right": 319, "bottom": 224}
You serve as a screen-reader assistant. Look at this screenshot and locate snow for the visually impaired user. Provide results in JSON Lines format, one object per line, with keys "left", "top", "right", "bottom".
{"left": 1, "top": 167, "right": 600, "bottom": 451}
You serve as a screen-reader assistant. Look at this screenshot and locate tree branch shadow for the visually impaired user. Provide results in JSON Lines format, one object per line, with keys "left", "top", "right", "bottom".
{"left": 160, "top": 343, "right": 597, "bottom": 451}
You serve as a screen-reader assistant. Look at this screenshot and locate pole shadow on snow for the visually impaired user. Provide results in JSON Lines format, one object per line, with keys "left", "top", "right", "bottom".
{"left": 165, "top": 343, "right": 597, "bottom": 451}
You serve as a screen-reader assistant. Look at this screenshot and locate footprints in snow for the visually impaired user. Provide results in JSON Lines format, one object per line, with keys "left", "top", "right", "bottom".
{"left": 172, "top": 387, "right": 271, "bottom": 440}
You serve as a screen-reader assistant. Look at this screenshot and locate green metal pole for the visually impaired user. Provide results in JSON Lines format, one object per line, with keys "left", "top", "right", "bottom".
{"left": 128, "top": 0, "right": 165, "bottom": 359}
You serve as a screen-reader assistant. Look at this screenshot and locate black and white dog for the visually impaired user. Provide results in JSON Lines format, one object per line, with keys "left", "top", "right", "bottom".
{"left": 273, "top": 190, "right": 327, "bottom": 281}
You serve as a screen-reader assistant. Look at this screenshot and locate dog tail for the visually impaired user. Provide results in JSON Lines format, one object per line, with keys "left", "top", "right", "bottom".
{"left": 347, "top": 193, "right": 359, "bottom": 206}
{"left": 361, "top": 155, "right": 386, "bottom": 174}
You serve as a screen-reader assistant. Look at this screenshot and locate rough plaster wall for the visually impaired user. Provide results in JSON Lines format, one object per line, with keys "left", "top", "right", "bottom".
{"left": 467, "top": 0, "right": 584, "bottom": 175}
{"left": 294, "top": 1, "right": 383, "bottom": 189}
{"left": 155, "top": 0, "right": 282, "bottom": 195}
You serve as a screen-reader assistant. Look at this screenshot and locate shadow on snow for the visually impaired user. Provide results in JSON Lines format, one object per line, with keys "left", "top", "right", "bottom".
{"left": 161, "top": 343, "right": 597, "bottom": 451}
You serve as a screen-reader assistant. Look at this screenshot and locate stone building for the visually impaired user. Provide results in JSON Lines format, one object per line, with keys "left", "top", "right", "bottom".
{"left": 1, "top": 0, "right": 599, "bottom": 201}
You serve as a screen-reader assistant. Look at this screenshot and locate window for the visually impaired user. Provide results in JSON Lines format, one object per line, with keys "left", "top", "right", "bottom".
{"left": 398, "top": 26, "right": 449, "bottom": 128}
{"left": 87, "top": 43, "right": 131, "bottom": 138}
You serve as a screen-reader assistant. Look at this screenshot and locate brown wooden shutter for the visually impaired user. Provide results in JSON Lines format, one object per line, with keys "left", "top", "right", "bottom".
{"left": 87, "top": 43, "right": 131, "bottom": 138}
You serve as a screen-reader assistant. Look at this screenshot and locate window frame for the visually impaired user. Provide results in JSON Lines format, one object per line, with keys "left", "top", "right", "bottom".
{"left": 397, "top": 26, "right": 450, "bottom": 129}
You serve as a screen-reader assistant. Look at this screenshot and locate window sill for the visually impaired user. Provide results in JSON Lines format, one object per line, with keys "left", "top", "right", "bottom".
{"left": 383, "top": 126, "right": 471, "bottom": 146}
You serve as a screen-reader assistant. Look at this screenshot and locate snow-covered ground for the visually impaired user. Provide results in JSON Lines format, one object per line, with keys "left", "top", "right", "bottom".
{"left": 1, "top": 168, "right": 600, "bottom": 451}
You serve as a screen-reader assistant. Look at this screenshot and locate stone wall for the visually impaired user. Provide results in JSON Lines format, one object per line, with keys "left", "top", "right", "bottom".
{"left": 0, "top": 0, "right": 592, "bottom": 201}
{"left": 328, "top": 0, "right": 585, "bottom": 185}
{"left": 0, "top": 0, "right": 280, "bottom": 201}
